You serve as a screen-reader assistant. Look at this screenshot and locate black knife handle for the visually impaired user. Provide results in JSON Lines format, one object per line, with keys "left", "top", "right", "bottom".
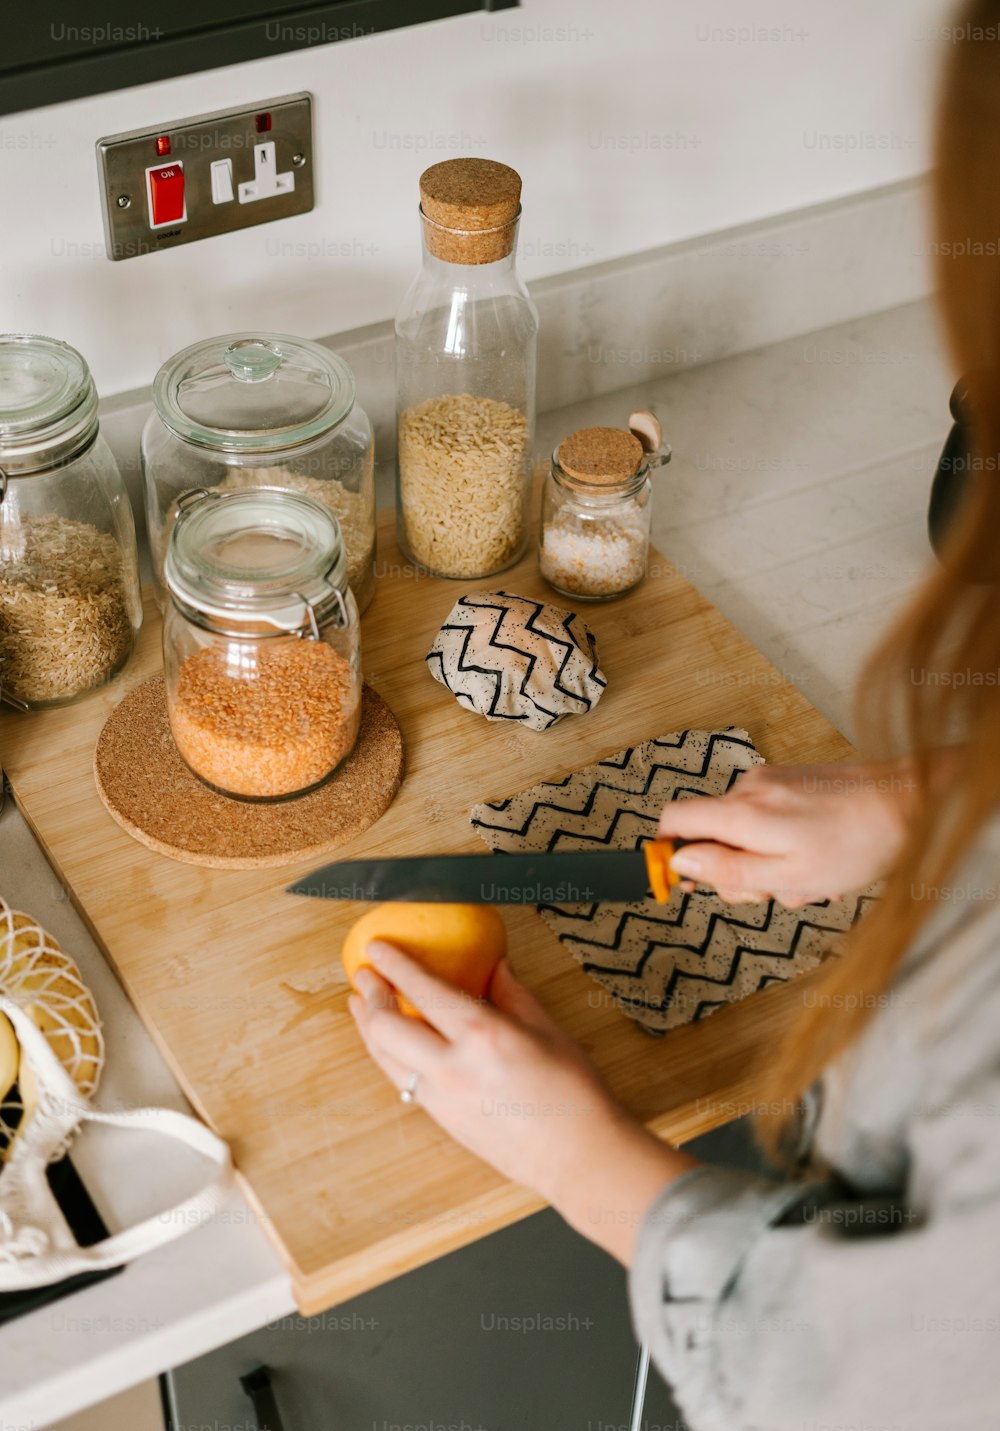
{"left": 241, "top": 1365, "right": 287, "bottom": 1431}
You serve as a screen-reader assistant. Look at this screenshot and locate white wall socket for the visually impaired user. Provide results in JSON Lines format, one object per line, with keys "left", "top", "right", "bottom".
{"left": 238, "top": 142, "right": 295, "bottom": 204}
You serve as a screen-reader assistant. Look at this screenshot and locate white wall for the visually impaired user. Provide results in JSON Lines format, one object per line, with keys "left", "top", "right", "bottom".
{"left": 1, "top": 0, "right": 951, "bottom": 398}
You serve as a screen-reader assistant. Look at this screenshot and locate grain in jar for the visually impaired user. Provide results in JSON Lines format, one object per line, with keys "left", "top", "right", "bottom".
{"left": 171, "top": 639, "right": 355, "bottom": 800}
{"left": 397, "top": 393, "right": 529, "bottom": 579}
{"left": 0, "top": 514, "right": 133, "bottom": 706}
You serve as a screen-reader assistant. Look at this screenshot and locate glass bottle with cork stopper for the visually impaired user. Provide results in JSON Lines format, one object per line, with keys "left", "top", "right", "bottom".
{"left": 395, "top": 158, "right": 538, "bottom": 580}
{"left": 539, "top": 411, "right": 670, "bottom": 601}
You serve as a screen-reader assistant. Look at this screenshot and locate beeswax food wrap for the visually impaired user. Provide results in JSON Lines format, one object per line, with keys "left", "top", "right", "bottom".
{"left": 426, "top": 591, "right": 606, "bottom": 732}
{"left": 471, "top": 727, "right": 878, "bottom": 1033}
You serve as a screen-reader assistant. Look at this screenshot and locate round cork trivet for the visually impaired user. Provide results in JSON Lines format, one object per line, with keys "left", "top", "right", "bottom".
{"left": 94, "top": 677, "right": 404, "bottom": 869}
{"left": 557, "top": 427, "right": 645, "bottom": 486}
{"left": 419, "top": 158, "right": 522, "bottom": 265}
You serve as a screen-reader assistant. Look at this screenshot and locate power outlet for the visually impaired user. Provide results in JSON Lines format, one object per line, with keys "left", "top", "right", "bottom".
{"left": 238, "top": 142, "right": 295, "bottom": 203}
{"left": 96, "top": 93, "right": 313, "bottom": 261}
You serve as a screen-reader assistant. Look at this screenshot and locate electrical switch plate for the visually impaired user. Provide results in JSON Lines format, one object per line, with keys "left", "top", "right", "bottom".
{"left": 96, "top": 93, "right": 313, "bottom": 261}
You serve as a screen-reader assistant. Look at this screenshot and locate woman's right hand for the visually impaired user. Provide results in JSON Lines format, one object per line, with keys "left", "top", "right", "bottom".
{"left": 658, "top": 759, "right": 916, "bottom": 907}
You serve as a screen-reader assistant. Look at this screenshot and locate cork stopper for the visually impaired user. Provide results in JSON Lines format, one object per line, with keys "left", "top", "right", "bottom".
{"left": 628, "top": 409, "right": 663, "bottom": 454}
{"left": 419, "top": 158, "right": 523, "bottom": 265}
{"left": 557, "top": 426, "right": 645, "bottom": 487}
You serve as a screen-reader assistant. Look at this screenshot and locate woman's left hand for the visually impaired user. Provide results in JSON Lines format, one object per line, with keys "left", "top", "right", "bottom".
{"left": 350, "top": 942, "right": 616, "bottom": 1199}
{"left": 349, "top": 942, "right": 697, "bottom": 1261}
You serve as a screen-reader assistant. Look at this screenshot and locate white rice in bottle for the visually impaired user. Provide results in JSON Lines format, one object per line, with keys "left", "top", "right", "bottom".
{"left": 397, "top": 393, "right": 529, "bottom": 579}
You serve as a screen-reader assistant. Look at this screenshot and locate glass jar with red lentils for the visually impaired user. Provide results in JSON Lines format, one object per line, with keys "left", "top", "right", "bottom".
{"left": 162, "top": 487, "right": 361, "bottom": 801}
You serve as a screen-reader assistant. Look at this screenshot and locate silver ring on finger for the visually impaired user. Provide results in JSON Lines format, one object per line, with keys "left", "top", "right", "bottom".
{"left": 400, "top": 1071, "right": 420, "bottom": 1105}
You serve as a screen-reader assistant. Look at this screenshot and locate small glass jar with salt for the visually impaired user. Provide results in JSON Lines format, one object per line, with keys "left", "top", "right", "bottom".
{"left": 538, "top": 414, "right": 669, "bottom": 602}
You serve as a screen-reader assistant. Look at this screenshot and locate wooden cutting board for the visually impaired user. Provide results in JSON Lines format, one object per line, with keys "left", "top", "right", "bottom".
{"left": 0, "top": 510, "right": 853, "bottom": 1313}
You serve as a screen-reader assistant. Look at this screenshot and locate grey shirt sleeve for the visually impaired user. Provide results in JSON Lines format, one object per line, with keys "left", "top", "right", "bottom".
{"left": 629, "top": 1067, "right": 1000, "bottom": 1431}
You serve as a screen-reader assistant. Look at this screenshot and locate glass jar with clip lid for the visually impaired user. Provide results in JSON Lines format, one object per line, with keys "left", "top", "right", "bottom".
{"left": 162, "top": 487, "right": 361, "bottom": 802}
{"left": 0, "top": 333, "right": 142, "bottom": 710}
{"left": 143, "top": 332, "right": 376, "bottom": 615}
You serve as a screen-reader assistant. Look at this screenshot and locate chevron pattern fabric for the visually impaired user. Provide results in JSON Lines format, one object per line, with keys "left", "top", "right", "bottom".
{"left": 426, "top": 590, "right": 607, "bottom": 732}
{"left": 471, "top": 728, "right": 878, "bottom": 1033}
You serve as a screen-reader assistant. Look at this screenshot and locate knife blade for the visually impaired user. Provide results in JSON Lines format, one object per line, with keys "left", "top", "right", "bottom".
{"left": 287, "top": 840, "right": 685, "bottom": 906}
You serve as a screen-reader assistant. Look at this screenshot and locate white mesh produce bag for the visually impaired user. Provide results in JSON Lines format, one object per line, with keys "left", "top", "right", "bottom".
{"left": 0, "top": 898, "right": 231, "bottom": 1289}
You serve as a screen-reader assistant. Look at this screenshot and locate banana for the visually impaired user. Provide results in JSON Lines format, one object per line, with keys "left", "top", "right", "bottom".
{"left": 0, "top": 1010, "right": 18, "bottom": 1103}
{"left": 0, "top": 897, "right": 103, "bottom": 1149}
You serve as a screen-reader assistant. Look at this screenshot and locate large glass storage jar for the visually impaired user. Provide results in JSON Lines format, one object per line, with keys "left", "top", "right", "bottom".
{"left": 539, "top": 422, "right": 669, "bottom": 602}
{"left": 0, "top": 334, "right": 142, "bottom": 709}
{"left": 143, "top": 333, "right": 376, "bottom": 615}
{"left": 163, "top": 488, "right": 361, "bottom": 802}
{"left": 395, "top": 158, "right": 538, "bottom": 579}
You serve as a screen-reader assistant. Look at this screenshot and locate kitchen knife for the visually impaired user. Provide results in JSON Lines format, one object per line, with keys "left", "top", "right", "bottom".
{"left": 287, "top": 840, "right": 687, "bottom": 906}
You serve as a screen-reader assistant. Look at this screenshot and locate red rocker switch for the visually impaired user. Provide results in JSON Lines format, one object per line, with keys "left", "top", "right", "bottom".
{"left": 146, "top": 162, "right": 186, "bottom": 228}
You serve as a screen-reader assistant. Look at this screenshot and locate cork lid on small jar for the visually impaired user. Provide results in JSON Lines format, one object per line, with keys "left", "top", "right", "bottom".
{"left": 556, "top": 426, "right": 645, "bottom": 487}
{"left": 419, "top": 158, "right": 523, "bottom": 265}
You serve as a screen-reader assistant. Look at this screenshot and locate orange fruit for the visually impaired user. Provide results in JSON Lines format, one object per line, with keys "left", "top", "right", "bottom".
{"left": 341, "top": 902, "right": 507, "bottom": 1018}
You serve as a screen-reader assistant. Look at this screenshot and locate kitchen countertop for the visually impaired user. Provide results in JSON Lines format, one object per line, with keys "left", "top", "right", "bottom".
{"left": 0, "top": 295, "right": 951, "bottom": 1431}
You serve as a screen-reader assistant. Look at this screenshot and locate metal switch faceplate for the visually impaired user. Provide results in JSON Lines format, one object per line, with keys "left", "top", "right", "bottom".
{"left": 96, "top": 93, "right": 313, "bottom": 261}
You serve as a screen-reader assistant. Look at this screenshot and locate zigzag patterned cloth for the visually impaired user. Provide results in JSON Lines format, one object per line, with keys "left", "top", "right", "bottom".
{"left": 426, "top": 591, "right": 606, "bottom": 731}
{"left": 471, "top": 728, "right": 878, "bottom": 1033}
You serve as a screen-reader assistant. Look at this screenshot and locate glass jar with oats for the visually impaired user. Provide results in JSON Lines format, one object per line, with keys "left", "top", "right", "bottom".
{"left": 143, "top": 333, "right": 376, "bottom": 616}
{"left": 163, "top": 488, "right": 361, "bottom": 802}
{"left": 395, "top": 158, "right": 538, "bottom": 579}
{"left": 0, "top": 334, "right": 142, "bottom": 710}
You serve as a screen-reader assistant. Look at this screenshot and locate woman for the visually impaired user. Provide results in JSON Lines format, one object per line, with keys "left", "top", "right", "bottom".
{"left": 350, "top": 8, "right": 1000, "bottom": 1427}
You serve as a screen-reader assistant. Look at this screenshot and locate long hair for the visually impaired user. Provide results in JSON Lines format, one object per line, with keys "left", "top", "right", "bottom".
{"left": 756, "top": 0, "right": 1000, "bottom": 1152}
